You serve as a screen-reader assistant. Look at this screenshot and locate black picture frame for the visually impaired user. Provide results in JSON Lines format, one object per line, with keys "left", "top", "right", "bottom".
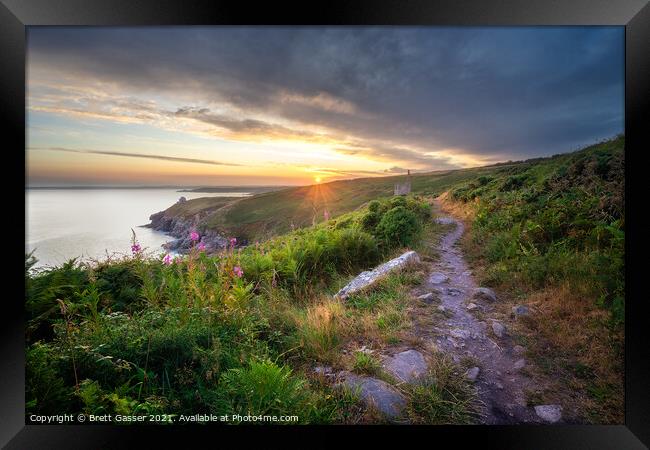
{"left": 4, "top": 0, "right": 649, "bottom": 447}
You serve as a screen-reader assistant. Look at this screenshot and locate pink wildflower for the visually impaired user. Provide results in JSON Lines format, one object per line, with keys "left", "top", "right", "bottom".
{"left": 229, "top": 237, "right": 237, "bottom": 248}
{"left": 163, "top": 253, "right": 173, "bottom": 265}
{"left": 131, "top": 243, "right": 141, "bottom": 254}
{"left": 190, "top": 231, "right": 200, "bottom": 242}
{"left": 197, "top": 242, "right": 206, "bottom": 252}
{"left": 233, "top": 265, "right": 244, "bottom": 278}
{"left": 324, "top": 209, "right": 330, "bottom": 221}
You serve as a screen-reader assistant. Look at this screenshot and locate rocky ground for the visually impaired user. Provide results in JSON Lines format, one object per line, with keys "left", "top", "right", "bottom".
{"left": 318, "top": 200, "right": 563, "bottom": 424}
{"left": 145, "top": 209, "right": 230, "bottom": 254}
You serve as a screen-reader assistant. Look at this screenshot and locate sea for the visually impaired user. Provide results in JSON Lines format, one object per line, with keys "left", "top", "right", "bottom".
{"left": 25, "top": 188, "right": 251, "bottom": 270}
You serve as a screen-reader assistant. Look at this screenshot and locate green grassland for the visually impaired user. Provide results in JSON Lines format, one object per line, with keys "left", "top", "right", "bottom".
{"left": 165, "top": 167, "right": 500, "bottom": 242}
{"left": 25, "top": 135, "right": 624, "bottom": 424}
{"left": 161, "top": 196, "right": 241, "bottom": 219}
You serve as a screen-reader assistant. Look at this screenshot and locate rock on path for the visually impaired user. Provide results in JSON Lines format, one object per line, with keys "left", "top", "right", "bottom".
{"left": 472, "top": 287, "right": 497, "bottom": 302}
{"left": 383, "top": 350, "right": 428, "bottom": 383}
{"left": 534, "top": 404, "right": 563, "bottom": 423}
{"left": 492, "top": 321, "right": 507, "bottom": 338}
{"left": 338, "top": 372, "right": 407, "bottom": 420}
{"left": 429, "top": 272, "right": 449, "bottom": 284}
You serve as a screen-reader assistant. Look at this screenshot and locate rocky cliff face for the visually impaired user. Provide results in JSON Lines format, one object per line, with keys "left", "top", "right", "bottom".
{"left": 146, "top": 210, "right": 229, "bottom": 254}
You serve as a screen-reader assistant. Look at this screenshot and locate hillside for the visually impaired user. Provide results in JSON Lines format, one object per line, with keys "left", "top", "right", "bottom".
{"left": 156, "top": 136, "right": 623, "bottom": 246}
{"left": 25, "top": 136, "right": 624, "bottom": 425}
{"left": 158, "top": 166, "right": 512, "bottom": 243}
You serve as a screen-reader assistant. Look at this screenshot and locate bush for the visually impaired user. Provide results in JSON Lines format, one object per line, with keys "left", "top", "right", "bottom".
{"left": 213, "top": 359, "right": 311, "bottom": 420}
{"left": 375, "top": 206, "right": 421, "bottom": 248}
{"left": 26, "top": 342, "right": 72, "bottom": 414}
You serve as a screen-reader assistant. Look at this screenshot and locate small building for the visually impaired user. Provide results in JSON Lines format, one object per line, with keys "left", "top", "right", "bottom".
{"left": 394, "top": 170, "right": 412, "bottom": 196}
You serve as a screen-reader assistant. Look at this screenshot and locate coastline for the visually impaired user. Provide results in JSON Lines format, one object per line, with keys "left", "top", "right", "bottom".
{"left": 146, "top": 205, "right": 232, "bottom": 254}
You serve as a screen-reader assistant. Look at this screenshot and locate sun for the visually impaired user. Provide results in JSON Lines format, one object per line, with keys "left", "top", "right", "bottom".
{"left": 314, "top": 176, "right": 322, "bottom": 184}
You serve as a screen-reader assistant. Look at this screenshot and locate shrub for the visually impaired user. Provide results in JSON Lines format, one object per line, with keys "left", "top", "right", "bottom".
{"left": 214, "top": 359, "right": 311, "bottom": 420}
{"left": 375, "top": 206, "right": 421, "bottom": 248}
{"left": 26, "top": 342, "right": 73, "bottom": 414}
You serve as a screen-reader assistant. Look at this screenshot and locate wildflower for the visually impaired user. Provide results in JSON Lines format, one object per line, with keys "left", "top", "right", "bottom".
{"left": 198, "top": 242, "right": 206, "bottom": 252}
{"left": 229, "top": 237, "right": 237, "bottom": 248}
{"left": 131, "top": 243, "right": 142, "bottom": 254}
{"left": 163, "top": 254, "right": 173, "bottom": 265}
{"left": 233, "top": 265, "right": 244, "bottom": 278}
{"left": 190, "top": 231, "right": 200, "bottom": 242}
{"left": 324, "top": 209, "right": 330, "bottom": 221}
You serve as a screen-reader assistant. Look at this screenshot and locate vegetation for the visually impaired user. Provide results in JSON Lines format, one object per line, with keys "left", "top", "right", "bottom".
{"left": 25, "top": 195, "right": 434, "bottom": 423}
{"left": 443, "top": 135, "right": 624, "bottom": 422}
{"left": 162, "top": 166, "right": 494, "bottom": 242}
{"left": 25, "top": 136, "right": 625, "bottom": 424}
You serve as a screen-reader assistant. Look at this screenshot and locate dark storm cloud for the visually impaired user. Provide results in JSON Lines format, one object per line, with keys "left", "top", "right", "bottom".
{"left": 28, "top": 26, "right": 624, "bottom": 162}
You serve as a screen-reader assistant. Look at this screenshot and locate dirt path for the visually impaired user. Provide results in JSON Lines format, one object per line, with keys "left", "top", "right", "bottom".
{"left": 410, "top": 199, "right": 542, "bottom": 424}
{"left": 334, "top": 199, "right": 562, "bottom": 424}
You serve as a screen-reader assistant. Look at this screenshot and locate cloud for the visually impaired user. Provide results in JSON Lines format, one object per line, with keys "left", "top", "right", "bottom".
{"left": 27, "top": 27, "right": 624, "bottom": 164}
{"left": 30, "top": 147, "right": 242, "bottom": 166}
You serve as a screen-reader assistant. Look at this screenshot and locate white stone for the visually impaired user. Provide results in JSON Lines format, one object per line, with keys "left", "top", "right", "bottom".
{"left": 335, "top": 251, "right": 420, "bottom": 300}
{"left": 534, "top": 405, "right": 562, "bottom": 423}
{"left": 466, "top": 302, "right": 479, "bottom": 311}
{"left": 514, "top": 359, "right": 526, "bottom": 370}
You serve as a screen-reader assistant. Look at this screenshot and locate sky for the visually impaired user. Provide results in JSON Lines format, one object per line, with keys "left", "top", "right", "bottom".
{"left": 26, "top": 26, "right": 624, "bottom": 187}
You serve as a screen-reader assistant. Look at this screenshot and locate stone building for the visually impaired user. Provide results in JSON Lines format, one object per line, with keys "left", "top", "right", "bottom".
{"left": 393, "top": 170, "right": 412, "bottom": 196}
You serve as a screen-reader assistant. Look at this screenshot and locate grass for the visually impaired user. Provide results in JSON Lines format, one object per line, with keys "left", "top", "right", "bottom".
{"left": 352, "top": 351, "right": 381, "bottom": 376}
{"left": 164, "top": 164, "right": 496, "bottom": 243}
{"left": 440, "top": 135, "right": 624, "bottom": 423}
{"left": 403, "top": 352, "right": 481, "bottom": 424}
{"left": 161, "top": 196, "right": 240, "bottom": 219}
{"left": 25, "top": 195, "right": 436, "bottom": 423}
{"left": 25, "top": 136, "right": 625, "bottom": 424}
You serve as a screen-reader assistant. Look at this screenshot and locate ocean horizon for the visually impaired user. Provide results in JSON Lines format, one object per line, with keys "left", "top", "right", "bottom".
{"left": 25, "top": 188, "right": 252, "bottom": 269}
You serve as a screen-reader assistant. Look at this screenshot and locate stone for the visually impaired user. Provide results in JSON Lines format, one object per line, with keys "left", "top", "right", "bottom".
{"left": 446, "top": 287, "right": 463, "bottom": 296}
{"left": 435, "top": 217, "right": 456, "bottom": 225}
{"left": 513, "top": 345, "right": 526, "bottom": 355}
{"left": 466, "top": 302, "right": 479, "bottom": 311}
{"left": 339, "top": 373, "right": 406, "bottom": 419}
{"left": 492, "top": 321, "right": 506, "bottom": 338}
{"left": 383, "top": 350, "right": 428, "bottom": 383}
{"left": 512, "top": 305, "right": 530, "bottom": 317}
{"left": 437, "top": 305, "right": 446, "bottom": 312}
{"left": 314, "top": 366, "right": 334, "bottom": 376}
{"left": 466, "top": 367, "right": 480, "bottom": 381}
{"left": 450, "top": 328, "right": 470, "bottom": 339}
{"left": 335, "top": 251, "right": 420, "bottom": 300}
{"left": 514, "top": 359, "right": 526, "bottom": 370}
{"left": 417, "top": 292, "right": 436, "bottom": 304}
{"left": 472, "top": 287, "right": 497, "bottom": 302}
{"left": 428, "top": 272, "right": 449, "bottom": 284}
{"left": 534, "top": 404, "right": 562, "bottom": 424}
